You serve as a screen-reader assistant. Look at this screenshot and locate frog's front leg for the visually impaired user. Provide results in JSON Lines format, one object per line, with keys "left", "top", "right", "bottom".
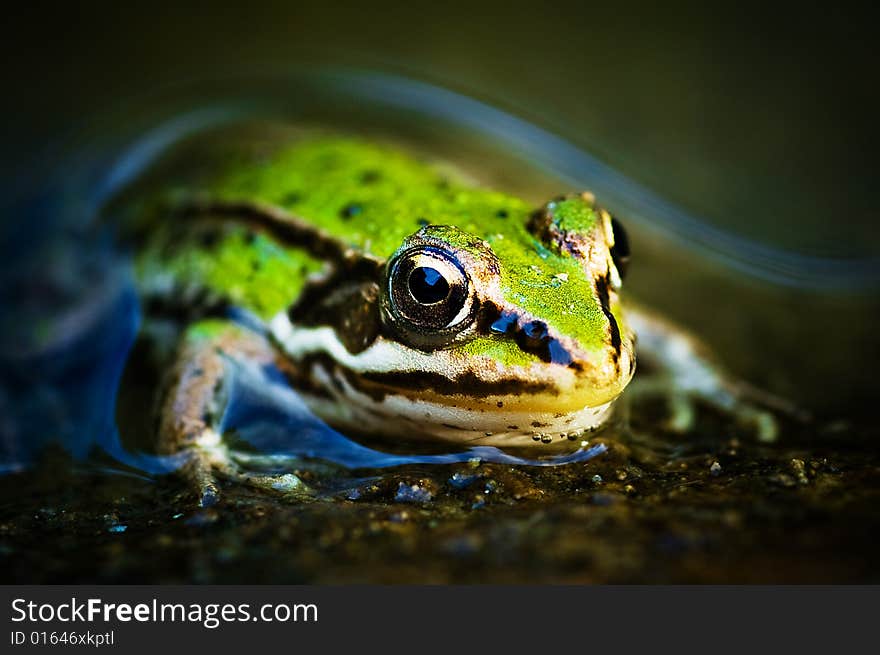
{"left": 625, "top": 305, "right": 805, "bottom": 442}
{"left": 157, "top": 320, "right": 310, "bottom": 506}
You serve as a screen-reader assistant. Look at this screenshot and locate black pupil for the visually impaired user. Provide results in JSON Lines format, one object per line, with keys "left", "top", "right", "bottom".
{"left": 408, "top": 266, "right": 450, "bottom": 304}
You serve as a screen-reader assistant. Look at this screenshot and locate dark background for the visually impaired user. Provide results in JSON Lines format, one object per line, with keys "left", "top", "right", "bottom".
{"left": 3, "top": 2, "right": 878, "bottom": 256}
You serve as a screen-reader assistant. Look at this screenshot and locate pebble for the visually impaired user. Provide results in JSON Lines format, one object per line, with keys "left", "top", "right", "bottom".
{"left": 790, "top": 459, "right": 809, "bottom": 485}
{"left": 270, "top": 474, "right": 303, "bottom": 492}
{"left": 395, "top": 482, "right": 434, "bottom": 504}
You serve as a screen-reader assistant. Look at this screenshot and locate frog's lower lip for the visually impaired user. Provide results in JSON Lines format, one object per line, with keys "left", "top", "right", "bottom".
{"left": 289, "top": 351, "right": 625, "bottom": 445}
{"left": 298, "top": 378, "right": 616, "bottom": 447}
{"left": 271, "top": 320, "right": 631, "bottom": 443}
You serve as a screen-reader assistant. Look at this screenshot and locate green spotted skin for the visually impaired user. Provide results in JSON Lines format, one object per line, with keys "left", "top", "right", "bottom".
{"left": 123, "top": 134, "right": 622, "bottom": 363}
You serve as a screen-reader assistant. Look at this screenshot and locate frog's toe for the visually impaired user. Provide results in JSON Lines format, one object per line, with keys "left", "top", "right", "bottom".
{"left": 199, "top": 484, "right": 221, "bottom": 508}
{"left": 178, "top": 441, "right": 312, "bottom": 505}
{"left": 220, "top": 467, "right": 313, "bottom": 500}
{"left": 219, "top": 451, "right": 314, "bottom": 499}
{"left": 733, "top": 405, "right": 779, "bottom": 443}
{"left": 664, "top": 391, "right": 697, "bottom": 433}
{"left": 177, "top": 451, "right": 223, "bottom": 507}
{"left": 726, "top": 381, "right": 811, "bottom": 442}
{"left": 623, "top": 379, "right": 699, "bottom": 433}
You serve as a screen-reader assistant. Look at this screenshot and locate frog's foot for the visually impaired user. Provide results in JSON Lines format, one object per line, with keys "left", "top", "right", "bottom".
{"left": 179, "top": 430, "right": 311, "bottom": 507}
{"left": 627, "top": 371, "right": 804, "bottom": 442}
{"left": 625, "top": 378, "right": 704, "bottom": 435}
{"left": 696, "top": 384, "right": 782, "bottom": 443}
{"left": 626, "top": 305, "right": 808, "bottom": 442}
{"left": 157, "top": 319, "right": 311, "bottom": 506}
{"left": 714, "top": 378, "right": 811, "bottom": 442}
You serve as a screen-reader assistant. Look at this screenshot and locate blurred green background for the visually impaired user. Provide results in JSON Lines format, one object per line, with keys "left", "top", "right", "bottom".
{"left": 3, "top": 2, "right": 877, "bottom": 255}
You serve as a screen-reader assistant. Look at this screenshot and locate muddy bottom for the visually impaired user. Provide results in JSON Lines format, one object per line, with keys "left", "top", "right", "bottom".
{"left": 1, "top": 409, "right": 878, "bottom": 584}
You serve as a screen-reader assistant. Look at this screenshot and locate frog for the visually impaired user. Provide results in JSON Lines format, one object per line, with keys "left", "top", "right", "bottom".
{"left": 106, "top": 126, "right": 784, "bottom": 506}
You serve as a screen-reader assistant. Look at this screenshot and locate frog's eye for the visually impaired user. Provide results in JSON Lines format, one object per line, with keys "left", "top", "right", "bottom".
{"left": 609, "top": 217, "right": 631, "bottom": 280}
{"left": 385, "top": 246, "right": 475, "bottom": 337}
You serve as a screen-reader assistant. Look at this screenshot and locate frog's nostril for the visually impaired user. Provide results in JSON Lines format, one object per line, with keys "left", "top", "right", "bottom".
{"left": 517, "top": 320, "right": 550, "bottom": 350}
{"left": 522, "top": 320, "right": 549, "bottom": 342}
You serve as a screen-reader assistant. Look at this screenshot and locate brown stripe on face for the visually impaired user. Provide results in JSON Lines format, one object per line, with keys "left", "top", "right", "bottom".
{"left": 359, "top": 368, "right": 554, "bottom": 400}
{"left": 285, "top": 249, "right": 385, "bottom": 353}
{"left": 171, "top": 199, "right": 363, "bottom": 266}
{"left": 287, "top": 275, "right": 383, "bottom": 354}
{"left": 293, "top": 353, "right": 554, "bottom": 404}
{"left": 594, "top": 273, "right": 621, "bottom": 367}
{"left": 170, "top": 198, "right": 391, "bottom": 354}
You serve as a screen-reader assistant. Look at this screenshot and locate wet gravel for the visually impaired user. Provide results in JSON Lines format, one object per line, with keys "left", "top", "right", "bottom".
{"left": 2, "top": 407, "right": 878, "bottom": 584}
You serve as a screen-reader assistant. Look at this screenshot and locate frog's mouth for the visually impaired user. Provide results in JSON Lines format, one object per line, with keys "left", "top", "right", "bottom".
{"left": 298, "top": 362, "right": 618, "bottom": 446}
{"left": 271, "top": 320, "right": 633, "bottom": 447}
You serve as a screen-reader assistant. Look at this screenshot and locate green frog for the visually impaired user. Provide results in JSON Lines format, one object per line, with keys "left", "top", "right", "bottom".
{"left": 108, "top": 126, "right": 780, "bottom": 505}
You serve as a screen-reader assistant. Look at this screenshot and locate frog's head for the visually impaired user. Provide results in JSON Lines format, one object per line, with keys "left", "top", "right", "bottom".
{"left": 277, "top": 193, "right": 635, "bottom": 446}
